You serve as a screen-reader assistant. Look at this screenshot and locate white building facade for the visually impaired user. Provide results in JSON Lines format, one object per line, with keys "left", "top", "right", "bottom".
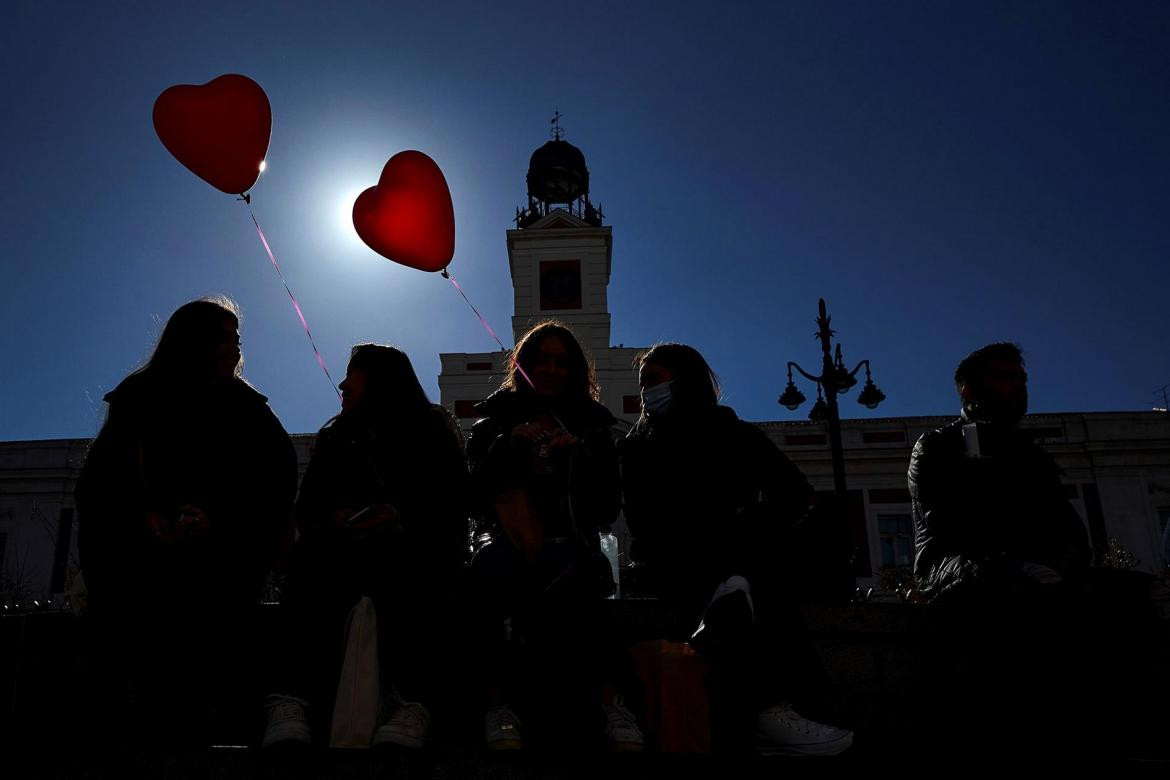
{"left": 4, "top": 130, "right": 1169, "bottom": 603}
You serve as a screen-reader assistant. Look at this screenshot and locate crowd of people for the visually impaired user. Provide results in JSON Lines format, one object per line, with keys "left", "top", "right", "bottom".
{"left": 75, "top": 297, "right": 1167, "bottom": 758}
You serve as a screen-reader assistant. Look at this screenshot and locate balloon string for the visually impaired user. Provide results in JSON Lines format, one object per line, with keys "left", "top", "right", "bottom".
{"left": 248, "top": 208, "right": 342, "bottom": 401}
{"left": 441, "top": 268, "right": 535, "bottom": 392}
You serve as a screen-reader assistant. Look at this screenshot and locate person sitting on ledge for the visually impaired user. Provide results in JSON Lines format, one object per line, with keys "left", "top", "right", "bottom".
{"left": 77, "top": 296, "right": 297, "bottom": 749}
{"left": 263, "top": 344, "right": 468, "bottom": 750}
{"left": 620, "top": 343, "right": 853, "bottom": 757}
{"left": 909, "top": 341, "right": 1167, "bottom": 753}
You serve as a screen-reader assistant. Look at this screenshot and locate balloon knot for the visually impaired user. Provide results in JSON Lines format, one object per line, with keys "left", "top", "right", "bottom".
{"left": 440, "top": 268, "right": 450, "bottom": 279}
{"left": 238, "top": 193, "right": 252, "bottom": 204}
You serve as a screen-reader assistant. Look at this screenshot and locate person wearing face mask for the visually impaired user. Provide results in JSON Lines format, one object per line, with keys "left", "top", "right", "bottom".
{"left": 464, "top": 321, "right": 644, "bottom": 753}
{"left": 76, "top": 297, "right": 297, "bottom": 749}
{"left": 619, "top": 343, "right": 853, "bottom": 757}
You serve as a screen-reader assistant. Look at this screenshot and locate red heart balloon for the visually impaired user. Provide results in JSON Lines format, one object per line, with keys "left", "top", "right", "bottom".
{"left": 153, "top": 74, "right": 271, "bottom": 196}
{"left": 352, "top": 151, "right": 455, "bottom": 272}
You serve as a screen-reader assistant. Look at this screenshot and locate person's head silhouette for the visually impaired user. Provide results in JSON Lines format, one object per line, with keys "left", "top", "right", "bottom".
{"left": 954, "top": 342, "right": 1028, "bottom": 425}
{"left": 339, "top": 343, "right": 430, "bottom": 419}
{"left": 504, "top": 321, "right": 597, "bottom": 404}
{"left": 139, "top": 297, "right": 242, "bottom": 383}
{"left": 635, "top": 343, "right": 721, "bottom": 418}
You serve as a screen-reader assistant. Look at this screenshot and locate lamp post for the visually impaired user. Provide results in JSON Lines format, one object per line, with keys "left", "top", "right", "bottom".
{"left": 777, "top": 298, "right": 886, "bottom": 505}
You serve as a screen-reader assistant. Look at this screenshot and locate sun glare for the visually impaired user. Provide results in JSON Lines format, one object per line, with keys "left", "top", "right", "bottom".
{"left": 340, "top": 190, "right": 362, "bottom": 245}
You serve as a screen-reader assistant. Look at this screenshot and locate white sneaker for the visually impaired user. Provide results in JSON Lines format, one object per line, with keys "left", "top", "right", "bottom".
{"left": 755, "top": 703, "right": 853, "bottom": 756}
{"left": 603, "top": 698, "right": 645, "bottom": 752}
{"left": 485, "top": 705, "right": 523, "bottom": 751}
{"left": 372, "top": 695, "right": 431, "bottom": 749}
{"left": 262, "top": 694, "right": 311, "bottom": 748}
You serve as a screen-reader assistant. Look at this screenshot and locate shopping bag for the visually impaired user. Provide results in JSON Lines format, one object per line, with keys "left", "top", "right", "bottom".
{"left": 329, "top": 596, "right": 381, "bottom": 747}
{"left": 630, "top": 639, "right": 711, "bottom": 753}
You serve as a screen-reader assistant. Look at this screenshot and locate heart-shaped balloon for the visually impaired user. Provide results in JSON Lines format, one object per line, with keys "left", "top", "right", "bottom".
{"left": 353, "top": 151, "right": 455, "bottom": 272}
{"left": 153, "top": 74, "right": 271, "bottom": 196}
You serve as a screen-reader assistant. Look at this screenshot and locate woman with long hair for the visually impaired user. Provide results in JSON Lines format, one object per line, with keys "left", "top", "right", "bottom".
{"left": 619, "top": 343, "right": 853, "bottom": 756}
{"left": 263, "top": 344, "right": 468, "bottom": 750}
{"left": 464, "top": 321, "right": 642, "bottom": 752}
{"left": 76, "top": 296, "right": 297, "bottom": 747}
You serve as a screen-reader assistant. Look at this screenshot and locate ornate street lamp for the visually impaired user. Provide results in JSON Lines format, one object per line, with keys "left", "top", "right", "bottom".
{"left": 777, "top": 298, "right": 886, "bottom": 504}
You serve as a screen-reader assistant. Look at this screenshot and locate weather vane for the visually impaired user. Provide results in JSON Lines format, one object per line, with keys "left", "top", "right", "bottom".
{"left": 551, "top": 109, "right": 563, "bottom": 141}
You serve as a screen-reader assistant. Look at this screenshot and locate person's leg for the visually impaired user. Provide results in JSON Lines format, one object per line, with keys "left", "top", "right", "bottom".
{"left": 465, "top": 537, "right": 530, "bottom": 747}
{"left": 269, "top": 533, "right": 363, "bottom": 739}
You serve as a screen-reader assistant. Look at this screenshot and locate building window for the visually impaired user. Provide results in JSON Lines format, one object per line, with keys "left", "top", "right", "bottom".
{"left": 622, "top": 395, "right": 641, "bottom": 415}
{"left": 539, "top": 260, "right": 582, "bottom": 310}
{"left": 879, "top": 514, "right": 914, "bottom": 568}
{"left": 784, "top": 433, "right": 827, "bottom": 446}
{"left": 862, "top": 431, "right": 906, "bottom": 444}
{"left": 454, "top": 400, "right": 480, "bottom": 419}
{"left": 465, "top": 361, "right": 493, "bottom": 371}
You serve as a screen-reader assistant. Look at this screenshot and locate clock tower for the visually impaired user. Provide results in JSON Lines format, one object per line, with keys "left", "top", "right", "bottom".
{"left": 438, "top": 118, "right": 644, "bottom": 428}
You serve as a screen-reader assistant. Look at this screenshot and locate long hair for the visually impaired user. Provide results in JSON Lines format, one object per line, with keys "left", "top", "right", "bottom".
{"left": 636, "top": 343, "right": 721, "bottom": 414}
{"left": 502, "top": 320, "right": 598, "bottom": 402}
{"left": 346, "top": 343, "right": 433, "bottom": 419}
{"left": 136, "top": 296, "right": 242, "bottom": 381}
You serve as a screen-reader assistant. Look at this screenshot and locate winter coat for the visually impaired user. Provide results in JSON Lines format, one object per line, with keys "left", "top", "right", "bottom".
{"left": 294, "top": 404, "right": 469, "bottom": 576}
{"left": 466, "top": 389, "right": 621, "bottom": 548}
{"left": 620, "top": 406, "right": 813, "bottom": 601}
{"left": 908, "top": 415, "right": 1092, "bottom": 603}
{"left": 76, "top": 372, "right": 297, "bottom": 612}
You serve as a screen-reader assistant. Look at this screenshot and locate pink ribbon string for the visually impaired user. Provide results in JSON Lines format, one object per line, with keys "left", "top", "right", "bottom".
{"left": 249, "top": 209, "right": 342, "bottom": 401}
{"left": 441, "top": 268, "right": 535, "bottom": 391}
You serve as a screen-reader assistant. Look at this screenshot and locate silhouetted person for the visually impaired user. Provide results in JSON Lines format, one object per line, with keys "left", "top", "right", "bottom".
{"left": 909, "top": 342, "right": 1167, "bottom": 754}
{"left": 464, "top": 321, "right": 643, "bottom": 752}
{"left": 620, "top": 343, "right": 853, "bottom": 756}
{"left": 911, "top": 342, "right": 1091, "bottom": 602}
{"left": 76, "top": 297, "right": 297, "bottom": 749}
{"left": 263, "top": 344, "right": 468, "bottom": 749}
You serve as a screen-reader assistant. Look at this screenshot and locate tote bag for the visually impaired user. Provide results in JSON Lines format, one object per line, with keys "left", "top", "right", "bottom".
{"left": 329, "top": 596, "right": 381, "bottom": 747}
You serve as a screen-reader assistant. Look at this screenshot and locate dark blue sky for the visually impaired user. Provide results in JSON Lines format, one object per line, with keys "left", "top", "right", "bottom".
{"left": 2, "top": 1, "right": 1168, "bottom": 440}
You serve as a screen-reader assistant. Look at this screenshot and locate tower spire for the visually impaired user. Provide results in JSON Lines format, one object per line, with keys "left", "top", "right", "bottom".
{"left": 550, "top": 109, "right": 563, "bottom": 141}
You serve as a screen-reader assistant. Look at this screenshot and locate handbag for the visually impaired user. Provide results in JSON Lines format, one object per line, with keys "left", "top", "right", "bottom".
{"left": 329, "top": 596, "right": 381, "bottom": 747}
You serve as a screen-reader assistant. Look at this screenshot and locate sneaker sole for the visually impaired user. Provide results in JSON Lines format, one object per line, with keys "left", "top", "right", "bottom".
{"left": 609, "top": 740, "right": 645, "bottom": 753}
{"left": 372, "top": 729, "right": 427, "bottom": 750}
{"left": 262, "top": 728, "right": 312, "bottom": 749}
{"left": 486, "top": 738, "right": 523, "bottom": 751}
{"left": 756, "top": 733, "right": 853, "bottom": 757}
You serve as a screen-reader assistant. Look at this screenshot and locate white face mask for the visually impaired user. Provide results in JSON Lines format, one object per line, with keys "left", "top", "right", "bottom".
{"left": 641, "top": 380, "right": 674, "bottom": 416}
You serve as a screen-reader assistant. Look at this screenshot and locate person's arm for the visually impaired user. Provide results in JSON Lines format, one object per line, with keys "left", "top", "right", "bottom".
{"left": 259, "top": 407, "right": 298, "bottom": 573}
{"left": 1035, "top": 450, "right": 1092, "bottom": 577}
{"left": 466, "top": 415, "right": 509, "bottom": 536}
{"left": 566, "top": 423, "right": 622, "bottom": 531}
{"left": 400, "top": 407, "right": 471, "bottom": 573}
{"left": 76, "top": 402, "right": 147, "bottom": 603}
{"left": 909, "top": 431, "right": 998, "bottom": 598}
{"left": 748, "top": 426, "right": 814, "bottom": 530}
{"left": 294, "top": 427, "right": 339, "bottom": 535}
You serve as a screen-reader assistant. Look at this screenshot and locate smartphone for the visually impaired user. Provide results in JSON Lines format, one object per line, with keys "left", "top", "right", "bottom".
{"left": 963, "top": 423, "right": 983, "bottom": 458}
{"left": 963, "top": 422, "right": 1005, "bottom": 458}
{"left": 345, "top": 506, "right": 374, "bottom": 526}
